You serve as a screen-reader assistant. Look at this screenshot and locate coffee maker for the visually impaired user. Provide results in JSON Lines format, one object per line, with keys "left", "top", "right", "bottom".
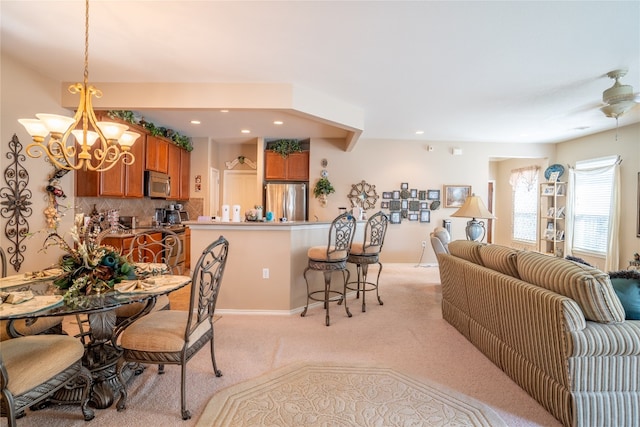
{"left": 165, "top": 209, "right": 181, "bottom": 225}
{"left": 154, "top": 208, "right": 165, "bottom": 226}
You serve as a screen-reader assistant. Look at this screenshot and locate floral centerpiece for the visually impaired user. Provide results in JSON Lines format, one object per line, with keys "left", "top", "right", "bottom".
{"left": 43, "top": 225, "right": 135, "bottom": 304}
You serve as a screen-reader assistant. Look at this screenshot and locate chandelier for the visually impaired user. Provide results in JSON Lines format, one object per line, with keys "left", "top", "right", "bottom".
{"left": 18, "top": 0, "right": 138, "bottom": 172}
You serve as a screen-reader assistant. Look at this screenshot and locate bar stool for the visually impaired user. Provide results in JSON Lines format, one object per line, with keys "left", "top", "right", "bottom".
{"left": 346, "top": 211, "right": 389, "bottom": 312}
{"left": 301, "top": 212, "right": 357, "bottom": 326}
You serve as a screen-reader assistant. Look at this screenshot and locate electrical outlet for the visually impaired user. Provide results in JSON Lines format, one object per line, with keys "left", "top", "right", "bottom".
{"left": 421, "top": 241, "right": 427, "bottom": 248}
{"left": 262, "top": 268, "right": 269, "bottom": 279}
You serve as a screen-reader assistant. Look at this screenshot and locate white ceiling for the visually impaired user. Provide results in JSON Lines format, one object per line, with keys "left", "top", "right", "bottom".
{"left": 2, "top": 1, "right": 639, "bottom": 147}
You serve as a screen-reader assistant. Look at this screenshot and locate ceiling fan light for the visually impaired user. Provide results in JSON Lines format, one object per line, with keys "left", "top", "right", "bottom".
{"left": 603, "top": 83, "right": 635, "bottom": 104}
{"left": 600, "top": 102, "right": 635, "bottom": 118}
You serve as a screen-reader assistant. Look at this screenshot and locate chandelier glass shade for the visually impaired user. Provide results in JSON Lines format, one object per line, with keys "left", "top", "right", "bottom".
{"left": 18, "top": 0, "right": 138, "bottom": 172}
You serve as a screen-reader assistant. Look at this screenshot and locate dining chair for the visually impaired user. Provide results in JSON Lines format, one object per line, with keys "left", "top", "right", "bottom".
{"left": 0, "top": 335, "right": 94, "bottom": 426}
{"left": 113, "top": 229, "right": 183, "bottom": 325}
{"left": 0, "top": 247, "right": 64, "bottom": 341}
{"left": 115, "top": 235, "right": 229, "bottom": 420}
{"left": 301, "top": 212, "right": 357, "bottom": 326}
{"left": 346, "top": 211, "right": 389, "bottom": 312}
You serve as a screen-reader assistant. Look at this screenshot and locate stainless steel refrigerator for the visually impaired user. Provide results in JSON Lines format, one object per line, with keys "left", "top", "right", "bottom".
{"left": 264, "top": 183, "right": 307, "bottom": 221}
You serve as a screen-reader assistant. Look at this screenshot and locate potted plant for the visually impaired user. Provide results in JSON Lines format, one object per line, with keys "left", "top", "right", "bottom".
{"left": 313, "top": 177, "right": 335, "bottom": 207}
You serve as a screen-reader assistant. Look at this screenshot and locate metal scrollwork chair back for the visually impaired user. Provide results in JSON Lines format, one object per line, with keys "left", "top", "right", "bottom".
{"left": 346, "top": 211, "right": 389, "bottom": 312}
{"left": 302, "top": 212, "right": 357, "bottom": 326}
{"left": 116, "top": 236, "right": 229, "bottom": 420}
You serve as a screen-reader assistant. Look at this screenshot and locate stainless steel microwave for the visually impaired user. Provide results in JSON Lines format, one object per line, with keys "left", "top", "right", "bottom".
{"left": 144, "top": 171, "right": 171, "bottom": 199}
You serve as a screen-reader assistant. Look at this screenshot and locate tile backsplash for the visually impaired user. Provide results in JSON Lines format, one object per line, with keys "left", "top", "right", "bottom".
{"left": 76, "top": 197, "right": 203, "bottom": 225}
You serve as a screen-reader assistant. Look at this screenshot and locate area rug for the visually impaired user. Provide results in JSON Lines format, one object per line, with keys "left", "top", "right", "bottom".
{"left": 196, "top": 363, "right": 507, "bottom": 427}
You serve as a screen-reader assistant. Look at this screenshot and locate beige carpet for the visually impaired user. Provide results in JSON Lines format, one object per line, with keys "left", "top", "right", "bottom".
{"left": 197, "top": 363, "right": 507, "bottom": 427}
{"left": 2, "top": 264, "right": 562, "bottom": 427}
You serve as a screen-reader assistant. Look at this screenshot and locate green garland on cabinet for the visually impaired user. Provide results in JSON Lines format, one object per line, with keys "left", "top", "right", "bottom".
{"left": 107, "top": 110, "right": 193, "bottom": 152}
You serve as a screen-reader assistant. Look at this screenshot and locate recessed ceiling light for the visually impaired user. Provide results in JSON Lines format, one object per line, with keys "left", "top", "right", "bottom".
{"left": 220, "top": 109, "right": 229, "bottom": 113}
{"left": 241, "top": 129, "right": 251, "bottom": 134}
{"left": 273, "top": 120, "right": 284, "bottom": 125}
{"left": 190, "top": 120, "right": 201, "bottom": 125}
{"left": 415, "top": 130, "right": 424, "bottom": 135}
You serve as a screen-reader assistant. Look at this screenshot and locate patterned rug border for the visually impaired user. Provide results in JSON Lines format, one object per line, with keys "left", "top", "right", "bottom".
{"left": 196, "top": 362, "right": 507, "bottom": 427}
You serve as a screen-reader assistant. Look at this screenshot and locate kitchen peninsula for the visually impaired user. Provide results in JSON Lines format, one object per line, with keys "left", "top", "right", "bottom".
{"left": 186, "top": 221, "right": 341, "bottom": 313}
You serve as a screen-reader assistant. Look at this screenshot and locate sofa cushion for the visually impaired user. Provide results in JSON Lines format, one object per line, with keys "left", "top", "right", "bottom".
{"left": 610, "top": 278, "right": 640, "bottom": 320}
{"left": 448, "top": 240, "right": 484, "bottom": 265}
{"left": 516, "top": 251, "right": 625, "bottom": 323}
{"left": 478, "top": 244, "right": 520, "bottom": 279}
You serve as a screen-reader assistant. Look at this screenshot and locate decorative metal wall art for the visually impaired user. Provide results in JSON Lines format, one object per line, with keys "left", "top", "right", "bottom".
{"left": 348, "top": 180, "right": 379, "bottom": 210}
{"left": 0, "top": 134, "right": 33, "bottom": 272}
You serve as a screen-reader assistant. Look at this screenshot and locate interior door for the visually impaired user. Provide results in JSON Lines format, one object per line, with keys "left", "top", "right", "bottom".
{"left": 223, "top": 170, "right": 259, "bottom": 215}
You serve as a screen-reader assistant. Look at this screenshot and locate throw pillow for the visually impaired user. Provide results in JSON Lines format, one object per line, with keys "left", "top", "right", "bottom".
{"left": 448, "top": 240, "right": 484, "bottom": 265}
{"left": 609, "top": 270, "right": 640, "bottom": 320}
{"left": 478, "top": 244, "right": 520, "bottom": 279}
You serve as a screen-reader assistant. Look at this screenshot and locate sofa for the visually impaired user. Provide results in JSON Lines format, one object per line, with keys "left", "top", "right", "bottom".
{"left": 437, "top": 240, "right": 640, "bottom": 427}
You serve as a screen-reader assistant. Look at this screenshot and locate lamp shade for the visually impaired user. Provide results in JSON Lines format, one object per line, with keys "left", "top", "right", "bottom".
{"left": 451, "top": 194, "right": 495, "bottom": 219}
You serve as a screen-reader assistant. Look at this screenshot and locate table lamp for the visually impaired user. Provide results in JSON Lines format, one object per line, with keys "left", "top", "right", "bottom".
{"left": 450, "top": 194, "right": 495, "bottom": 241}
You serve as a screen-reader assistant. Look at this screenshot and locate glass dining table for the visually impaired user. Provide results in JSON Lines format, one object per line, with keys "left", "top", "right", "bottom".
{"left": 0, "top": 271, "right": 191, "bottom": 410}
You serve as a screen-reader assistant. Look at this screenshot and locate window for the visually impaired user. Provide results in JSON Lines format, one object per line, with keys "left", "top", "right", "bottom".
{"left": 570, "top": 156, "right": 618, "bottom": 255}
{"left": 510, "top": 167, "right": 539, "bottom": 242}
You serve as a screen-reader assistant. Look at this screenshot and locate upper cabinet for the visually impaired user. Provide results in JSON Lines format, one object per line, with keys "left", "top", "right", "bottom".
{"left": 75, "top": 113, "right": 190, "bottom": 199}
{"left": 75, "top": 126, "right": 146, "bottom": 198}
{"left": 265, "top": 151, "right": 309, "bottom": 181}
{"left": 168, "top": 143, "right": 191, "bottom": 201}
{"left": 146, "top": 135, "right": 169, "bottom": 174}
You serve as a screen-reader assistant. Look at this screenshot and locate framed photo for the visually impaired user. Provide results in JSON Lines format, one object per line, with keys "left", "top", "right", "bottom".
{"left": 389, "top": 200, "right": 401, "bottom": 211}
{"left": 401, "top": 199, "right": 408, "bottom": 209}
{"left": 420, "top": 210, "right": 431, "bottom": 223}
{"left": 380, "top": 201, "right": 389, "bottom": 209}
{"left": 420, "top": 202, "right": 428, "bottom": 209}
{"left": 546, "top": 221, "right": 554, "bottom": 230}
{"left": 544, "top": 229, "right": 555, "bottom": 240}
{"left": 409, "top": 200, "right": 420, "bottom": 211}
{"left": 443, "top": 185, "right": 471, "bottom": 208}
{"left": 408, "top": 213, "right": 419, "bottom": 221}
{"left": 418, "top": 190, "right": 427, "bottom": 200}
{"left": 555, "top": 206, "right": 565, "bottom": 218}
{"left": 427, "top": 189, "right": 440, "bottom": 200}
{"left": 392, "top": 190, "right": 400, "bottom": 199}
{"left": 548, "top": 171, "right": 560, "bottom": 182}
{"left": 547, "top": 207, "right": 555, "bottom": 218}
{"left": 400, "top": 182, "right": 409, "bottom": 190}
{"left": 542, "top": 185, "right": 555, "bottom": 196}
{"left": 390, "top": 211, "right": 401, "bottom": 224}
{"left": 382, "top": 192, "right": 392, "bottom": 199}
{"left": 556, "top": 230, "right": 565, "bottom": 241}
{"left": 410, "top": 189, "right": 418, "bottom": 198}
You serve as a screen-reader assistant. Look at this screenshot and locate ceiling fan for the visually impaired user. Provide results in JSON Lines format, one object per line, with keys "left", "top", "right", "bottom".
{"left": 599, "top": 69, "right": 639, "bottom": 119}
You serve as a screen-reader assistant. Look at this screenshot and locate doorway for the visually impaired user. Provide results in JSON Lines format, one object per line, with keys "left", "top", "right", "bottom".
{"left": 222, "top": 170, "right": 259, "bottom": 214}
{"left": 209, "top": 168, "right": 219, "bottom": 216}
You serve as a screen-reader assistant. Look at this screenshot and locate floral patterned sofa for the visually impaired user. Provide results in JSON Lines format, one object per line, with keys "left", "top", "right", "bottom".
{"left": 437, "top": 240, "right": 640, "bottom": 427}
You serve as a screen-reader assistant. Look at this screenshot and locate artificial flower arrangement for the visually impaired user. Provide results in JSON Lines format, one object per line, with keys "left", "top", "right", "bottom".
{"left": 43, "top": 225, "right": 135, "bottom": 305}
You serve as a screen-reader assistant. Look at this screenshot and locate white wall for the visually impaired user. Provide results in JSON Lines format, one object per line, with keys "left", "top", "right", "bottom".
{"left": 1, "top": 54, "right": 76, "bottom": 274}
{"left": 3, "top": 54, "right": 636, "bottom": 271}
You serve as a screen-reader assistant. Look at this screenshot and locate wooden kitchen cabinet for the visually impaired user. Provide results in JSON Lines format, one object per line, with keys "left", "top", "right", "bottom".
{"left": 75, "top": 130, "right": 146, "bottom": 198}
{"left": 101, "top": 232, "right": 163, "bottom": 262}
{"left": 264, "top": 151, "right": 309, "bottom": 181}
{"left": 167, "top": 143, "right": 191, "bottom": 201}
{"left": 146, "top": 135, "right": 169, "bottom": 173}
{"left": 184, "top": 227, "right": 191, "bottom": 270}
